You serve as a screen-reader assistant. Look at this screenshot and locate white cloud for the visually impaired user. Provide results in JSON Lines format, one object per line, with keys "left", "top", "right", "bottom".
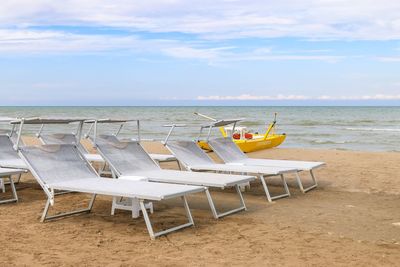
{"left": 376, "top": 56, "right": 400, "bottom": 62}
{"left": 0, "top": 29, "right": 145, "bottom": 54}
{"left": 0, "top": 28, "right": 343, "bottom": 63}
{"left": 0, "top": 1, "right": 399, "bottom": 62}
{"left": 197, "top": 94, "right": 310, "bottom": 100}
{"left": 1, "top": 0, "right": 400, "bottom": 41}
{"left": 197, "top": 94, "right": 400, "bottom": 101}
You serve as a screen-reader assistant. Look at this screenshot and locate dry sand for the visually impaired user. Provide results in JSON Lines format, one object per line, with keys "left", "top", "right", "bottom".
{"left": 0, "top": 138, "right": 399, "bottom": 266}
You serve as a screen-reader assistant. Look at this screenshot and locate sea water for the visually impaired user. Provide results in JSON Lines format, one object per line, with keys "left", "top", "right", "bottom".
{"left": 0, "top": 106, "right": 399, "bottom": 152}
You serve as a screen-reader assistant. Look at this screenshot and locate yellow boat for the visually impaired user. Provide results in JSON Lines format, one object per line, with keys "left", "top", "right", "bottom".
{"left": 196, "top": 113, "right": 286, "bottom": 153}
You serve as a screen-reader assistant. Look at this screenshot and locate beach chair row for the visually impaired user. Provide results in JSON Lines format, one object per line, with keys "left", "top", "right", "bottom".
{"left": 0, "top": 117, "right": 325, "bottom": 240}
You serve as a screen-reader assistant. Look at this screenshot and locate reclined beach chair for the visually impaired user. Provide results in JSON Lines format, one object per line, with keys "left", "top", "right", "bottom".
{"left": 95, "top": 135, "right": 256, "bottom": 219}
{"left": 164, "top": 139, "right": 299, "bottom": 202}
{"left": 208, "top": 138, "right": 326, "bottom": 193}
{"left": 18, "top": 143, "right": 205, "bottom": 239}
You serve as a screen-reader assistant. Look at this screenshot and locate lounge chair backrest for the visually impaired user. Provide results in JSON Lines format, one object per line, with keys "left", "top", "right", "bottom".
{"left": 0, "top": 135, "right": 21, "bottom": 162}
{"left": 208, "top": 137, "right": 247, "bottom": 163}
{"left": 40, "top": 133, "right": 87, "bottom": 154}
{"left": 95, "top": 135, "right": 159, "bottom": 175}
{"left": 20, "top": 144, "right": 98, "bottom": 185}
{"left": 166, "top": 141, "right": 214, "bottom": 166}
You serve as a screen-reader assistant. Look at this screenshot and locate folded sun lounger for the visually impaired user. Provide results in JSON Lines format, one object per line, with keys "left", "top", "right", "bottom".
{"left": 208, "top": 137, "right": 326, "bottom": 193}
{"left": 164, "top": 140, "right": 299, "bottom": 202}
{"left": 18, "top": 144, "right": 205, "bottom": 239}
{"left": 95, "top": 135, "right": 256, "bottom": 219}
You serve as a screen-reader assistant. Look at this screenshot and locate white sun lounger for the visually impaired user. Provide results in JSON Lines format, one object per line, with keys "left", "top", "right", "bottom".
{"left": 95, "top": 135, "right": 256, "bottom": 219}
{"left": 18, "top": 144, "right": 205, "bottom": 239}
{"left": 0, "top": 167, "right": 26, "bottom": 204}
{"left": 208, "top": 138, "right": 326, "bottom": 193}
{"left": 164, "top": 140, "right": 299, "bottom": 202}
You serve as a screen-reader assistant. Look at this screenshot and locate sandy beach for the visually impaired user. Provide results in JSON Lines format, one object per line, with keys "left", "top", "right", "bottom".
{"left": 1, "top": 138, "right": 399, "bottom": 266}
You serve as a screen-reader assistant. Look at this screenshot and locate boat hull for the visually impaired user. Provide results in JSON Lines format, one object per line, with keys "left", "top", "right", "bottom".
{"left": 198, "top": 134, "right": 286, "bottom": 153}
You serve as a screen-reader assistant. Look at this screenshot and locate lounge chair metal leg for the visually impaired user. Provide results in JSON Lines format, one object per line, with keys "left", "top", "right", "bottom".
{"left": 3, "top": 173, "right": 22, "bottom": 186}
{"left": 88, "top": 193, "right": 97, "bottom": 210}
{"left": 15, "top": 173, "right": 22, "bottom": 184}
{"left": 205, "top": 186, "right": 247, "bottom": 219}
{"left": 235, "top": 184, "right": 247, "bottom": 211}
{"left": 205, "top": 188, "right": 218, "bottom": 218}
{"left": 139, "top": 197, "right": 195, "bottom": 240}
{"left": 280, "top": 174, "right": 291, "bottom": 197}
{"left": 40, "top": 194, "right": 96, "bottom": 222}
{"left": 260, "top": 175, "right": 290, "bottom": 202}
{"left": 176, "top": 160, "right": 182, "bottom": 171}
{"left": 259, "top": 175, "right": 272, "bottom": 202}
{"left": 111, "top": 197, "right": 117, "bottom": 215}
{"left": 295, "top": 170, "right": 318, "bottom": 193}
{"left": 0, "top": 178, "right": 4, "bottom": 193}
{"left": 308, "top": 169, "right": 318, "bottom": 189}
{"left": 0, "top": 176, "right": 18, "bottom": 204}
{"left": 98, "top": 162, "right": 108, "bottom": 176}
{"left": 41, "top": 198, "right": 51, "bottom": 222}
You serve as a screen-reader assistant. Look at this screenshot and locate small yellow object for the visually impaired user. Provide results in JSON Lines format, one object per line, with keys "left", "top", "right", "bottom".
{"left": 198, "top": 133, "right": 286, "bottom": 153}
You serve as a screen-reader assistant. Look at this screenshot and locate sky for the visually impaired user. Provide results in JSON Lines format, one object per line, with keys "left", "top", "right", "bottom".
{"left": 1, "top": 0, "right": 400, "bottom": 106}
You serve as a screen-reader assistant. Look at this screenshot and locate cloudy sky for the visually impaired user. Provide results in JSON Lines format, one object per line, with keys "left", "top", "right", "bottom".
{"left": 1, "top": 0, "right": 400, "bottom": 105}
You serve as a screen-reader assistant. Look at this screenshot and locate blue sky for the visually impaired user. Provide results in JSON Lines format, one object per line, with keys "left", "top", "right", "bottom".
{"left": 1, "top": 0, "right": 400, "bottom": 106}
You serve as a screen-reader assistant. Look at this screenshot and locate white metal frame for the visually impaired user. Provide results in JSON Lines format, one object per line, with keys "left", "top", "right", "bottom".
{"left": 87, "top": 119, "right": 180, "bottom": 168}
{"left": 40, "top": 191, "right": 97, "bottom": 222}
{"left": 294, "top": 170, "right": 318, "bottom": 193}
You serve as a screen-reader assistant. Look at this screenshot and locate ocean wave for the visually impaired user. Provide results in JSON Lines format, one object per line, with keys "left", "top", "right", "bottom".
{"left": 288, "top": 119, "right": 394, "bottom": 127}
{"left": 345, "top": 127, "right": 400, "bottom": 132}
{"left": 311, "top": 140, "right": 351, "bottom": 145}
{"left": 291, "top": 120, "right": 321, "bottom": 126}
